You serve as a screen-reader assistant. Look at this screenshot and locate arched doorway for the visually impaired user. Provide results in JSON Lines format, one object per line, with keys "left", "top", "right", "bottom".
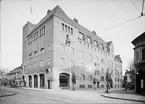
{"left": 97, "top": 81, "right": 99, "bottom": 88}
{"left": 34, "top": 75, "right": 38, "bottom": 88}
{"left": 29, "top": 75, "right": 32, "bottom": 87}
{"left": 59, "top": 73, "right": 69, "bottom": 88}
{"left": 40, "top": 74, "right": 45, "bottom": 88}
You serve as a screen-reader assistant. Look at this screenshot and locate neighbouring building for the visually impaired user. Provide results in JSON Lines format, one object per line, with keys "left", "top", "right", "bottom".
{"left": 132, "top": 32, "right": 145, "bottom": 94}
{"left": 22, "top": 5, "right": 122, "bottom": 90}
{"left": 8, "top": 66, "right": 24, "bottom": 87}
{"left": 114, "top": 55, "right": 122, "bottom": 88}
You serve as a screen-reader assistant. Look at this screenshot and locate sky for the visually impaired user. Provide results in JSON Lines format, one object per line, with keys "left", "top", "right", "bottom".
{"left": 1, "top": 0, "right": 145, "bottom": 75}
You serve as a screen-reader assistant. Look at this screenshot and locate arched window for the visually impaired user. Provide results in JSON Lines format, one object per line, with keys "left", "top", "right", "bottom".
{"left": 34, "top": 51, "right": 38, "bottom": 56}
{"left": 40, "top": 48, "right": 44, "bottom": 54}
{"left": 80, "top": 74, "right": 85, "bottom": 80}
{"left": 88, "top": 75, "right": 92, "bottom": 81}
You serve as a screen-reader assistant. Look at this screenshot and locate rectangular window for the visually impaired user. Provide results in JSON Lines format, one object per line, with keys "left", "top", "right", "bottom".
{"left": 78, "top": 32, "right": 84, "bottom": 40}
{"left": 40, "top": 60, "right": 43, "bottom": 67}
{"left": 65, "top": 25, "right": 67, "bottom": 32}
{"left": 142, "top": 49, "right": 145, "bottom": 60}
{"left": 71, "top": 28, "right": 73, "bottom": 34}
{"left": 40, "top": 29, "right": 42, "bottom": 36}
{"left": 81, "top": 51, "right": 84, "bottom": 57}
{"left": 87, "top": 36, "right": 92, "bottom": 44}
{"left": 29, "top": 64, "right": 31, "bottom": 70}
{"left": 36, "top": 31, "right": 38, "bottom": 38}
{"left": 60, "top": 58, "right": 65, "bottom": 65}
{"left": 43, "top": 26, "right": 45, "bottom": 34}
{"left": 62, "top": 23, "right": 64, "bottom": 30}
{"left": 48, "top": 58, "right": 51, "bottom": 65}
{"left": 94, "top": 40, "right": 98, "bottom": 47}
{"left": 100, "top": 43, "right": 104, "bottom": 50}
{"left": 48, "top": 45, "right": 51, "bottom": 51}
{"left": 68, "top": 27, "right": 70, "bottom": 33}
{"left": 89, "top": 54, "right": 92, "bottom": 60}
{"left": 34, "top": 62, "right": 36, "bottom": 69}
{"left": 71, "top": 47, "right": 74, "bottom": 55}
{"left": 33, "top": 34, "right": 35, "bottom": 40}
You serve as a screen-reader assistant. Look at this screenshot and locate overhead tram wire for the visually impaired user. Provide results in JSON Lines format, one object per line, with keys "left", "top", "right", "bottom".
{"left": 89, "top": 14, "right": 145, "bottom": 39}
{"left": 47, "top": 11, "right": 145, "bottom": 53}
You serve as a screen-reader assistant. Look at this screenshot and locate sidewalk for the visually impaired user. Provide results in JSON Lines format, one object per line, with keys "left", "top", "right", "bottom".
{"left": 0, "top": 89, "right": 16, "bottom": 97}
{"left": 101, "top": 89, "right": 145, "bottom": 102}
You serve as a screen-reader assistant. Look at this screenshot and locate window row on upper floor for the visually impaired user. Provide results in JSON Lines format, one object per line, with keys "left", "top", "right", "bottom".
{"left": 78, "top": 32, "right": 104, "bottom": 50}
{"left": 80, "top": 74, "right": 93, "bottom": 81}
{"left": 62, "top": 23, "right": 73, "bottom": 35}
{"left": 24, "top": 57, "right": 51, "bottom": 72}
{"left": 28, "top": 26, "right": 45, "bottom": 44}
{"left": 28, "top": 48, "right": 44, "bottom": 60}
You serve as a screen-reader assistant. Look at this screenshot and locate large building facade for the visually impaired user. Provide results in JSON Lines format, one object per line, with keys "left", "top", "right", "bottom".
{"left": 22, "top": 5, "right": 122, "bottom": 89}
{"left": 132, "top": 32, "right": 145, "bottom": 94}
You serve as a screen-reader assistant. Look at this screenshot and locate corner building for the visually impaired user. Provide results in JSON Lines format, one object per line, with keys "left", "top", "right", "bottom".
{"left": 132, "top": 32, "right": 145, "bottom": 94}
{"left": 22, "top": 5, "right": 122, "bottom": 89}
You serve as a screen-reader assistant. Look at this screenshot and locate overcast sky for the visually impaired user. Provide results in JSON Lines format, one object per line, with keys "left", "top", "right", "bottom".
{"left": 1, "top": 0, "right": 145, "bottom": 75}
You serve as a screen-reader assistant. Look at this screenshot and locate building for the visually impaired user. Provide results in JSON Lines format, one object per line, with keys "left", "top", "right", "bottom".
{"left": 22, "top": 5, "right": 122, "bottom": 89}
{"left": 114, "top": 55, "right": 122, "bottom": 88}
{"left": 132, "top": 32, "right": 145, "bottom": 94}
{"left": 8, "top": 66, "right": 24, "bottom": 87}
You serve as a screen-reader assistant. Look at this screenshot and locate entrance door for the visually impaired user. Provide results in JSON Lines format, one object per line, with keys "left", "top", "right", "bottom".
{"left": 59, "top": 73, "right": 69, "bottom": 87}
{"left": 97, "top": 82, "right": 99, "bottom": 88}
{"left": 48, "top": 80, "right": 50, "bottom": 89}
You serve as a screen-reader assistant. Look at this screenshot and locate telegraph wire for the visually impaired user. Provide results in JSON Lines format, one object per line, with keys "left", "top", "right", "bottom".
{"left": 130, "top": 0, "right": 141, "bottom": 13}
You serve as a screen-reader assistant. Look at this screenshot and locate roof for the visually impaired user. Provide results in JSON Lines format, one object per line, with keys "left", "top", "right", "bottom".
{"left": 9, "top": 66, "right": 22, "bottom": 74}
{"left": 106, "top": 41, "right": 112, "bottom": 46}
{"left": 114, "top": 55, "right": 122, "bottom": 63}
{"left": 27, "top": 5, "right": 106, "bottom": 44}
{"left": 132, "top": 32, "right": 145, "bottom": 45}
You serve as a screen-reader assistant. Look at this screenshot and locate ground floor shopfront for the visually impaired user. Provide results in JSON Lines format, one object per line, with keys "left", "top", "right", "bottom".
{"left": 24, "top": 71, "right": 122, "bottom": 90}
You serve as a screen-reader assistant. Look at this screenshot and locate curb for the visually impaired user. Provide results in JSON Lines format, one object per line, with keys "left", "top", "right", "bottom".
{"left": 101, "top": 94, "right": 145, "bottom": 102}
{"left": 0, "top": 92, "right": 16, "bottom": 97}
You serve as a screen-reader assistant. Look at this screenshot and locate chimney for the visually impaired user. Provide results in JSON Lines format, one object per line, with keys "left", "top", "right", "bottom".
{"left": 47, "top": 9, "right": 51, "bottom": 14}
{"left": 73, "top": 18, "right": 78, "bottom": 23}
{"left": 92, "top": 31, "right": 96, "bottom": 35}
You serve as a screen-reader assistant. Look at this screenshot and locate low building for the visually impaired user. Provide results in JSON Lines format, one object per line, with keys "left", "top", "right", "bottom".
{"left": 8, "top": 66, "right": 24, "bottom": 87}
{"left": 132, "top": 32, "right": 145, "bottom": 94}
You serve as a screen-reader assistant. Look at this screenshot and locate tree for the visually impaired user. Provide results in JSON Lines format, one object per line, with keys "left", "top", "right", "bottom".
{"left": 93, "top": 77, "right": 96, "bottom": 90}
{"left": 71, "top": 72, "right": 76, "bottom": 91}
{"left": 126, "top": 59, "right": 136, "bottom": 84}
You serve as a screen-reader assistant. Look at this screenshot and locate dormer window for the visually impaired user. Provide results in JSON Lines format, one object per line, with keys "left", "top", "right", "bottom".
{"left": 78, "top": 32, "right": 84, "bottom": 40}
{"left": 86, "top": 36, "right": 92, "bottom": 44}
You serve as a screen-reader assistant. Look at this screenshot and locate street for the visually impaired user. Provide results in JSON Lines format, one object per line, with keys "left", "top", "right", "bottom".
{"left": 0, "top": 87, "right": 144, "bottom": 104}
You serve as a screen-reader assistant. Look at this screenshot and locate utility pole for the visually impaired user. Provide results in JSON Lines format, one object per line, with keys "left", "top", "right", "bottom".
{"left": 106, "top": 68, "right": 109, "bottom": 93}
{"left": 141, "top": 0, "right": 145, "bottom": 16}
